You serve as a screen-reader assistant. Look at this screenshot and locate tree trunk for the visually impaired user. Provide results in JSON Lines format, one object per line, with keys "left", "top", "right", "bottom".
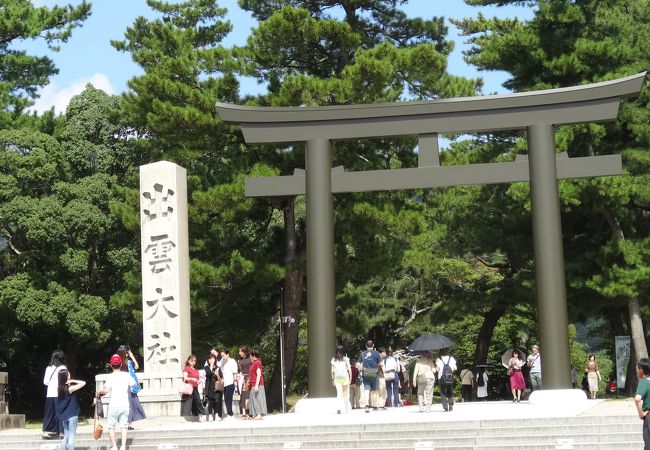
{"left": 628, "top": 297, "right": 648, "bottom": 360}
{"left": 600, "top": 206, "right": 648, "bottom": 361}
{"left": 473, "top": 303, "right": 508, "bottom": 366}
{"left": 267, "top": 198, "right": 303, "bottom": 412}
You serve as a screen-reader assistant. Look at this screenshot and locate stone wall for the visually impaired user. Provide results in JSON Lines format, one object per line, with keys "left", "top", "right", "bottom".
{"left": 96, "top": 371, "right": 183, "bottom": 417}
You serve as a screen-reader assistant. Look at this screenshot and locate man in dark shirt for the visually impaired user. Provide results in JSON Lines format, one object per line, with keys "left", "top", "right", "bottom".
{"left": 634, "top": 358, "right": 650, "bottom": 449}
{"left": 358, "top": 340, "right": 381, "bottom": 412}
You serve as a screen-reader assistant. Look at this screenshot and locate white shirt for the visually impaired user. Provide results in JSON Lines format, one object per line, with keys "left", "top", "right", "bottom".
{"left": 528, "top": 353, "right": 541, "bottom": 373}
{"left": 221, "top": 358, "right": 238, "bottom": 386}
{"left": 436, "top": 355, "right": 457, "bottom": 373}
{"left": 331, "top": 357, "right": 350, "bottom": 378}
{"left": 105, "top": 371, "right": 135, "bottom": 409}
{"left": 383, "top": 356, "right": 399, "bottom": 373}
{"left": 44, "top": 365, "right": 67, "bottom": 398}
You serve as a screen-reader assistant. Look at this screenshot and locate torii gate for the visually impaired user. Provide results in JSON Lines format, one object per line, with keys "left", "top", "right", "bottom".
{"left": 216, "top": 72, "right": 646, "bottom": 398}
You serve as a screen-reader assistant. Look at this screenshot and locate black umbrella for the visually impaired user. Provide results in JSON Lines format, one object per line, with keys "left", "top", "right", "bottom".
{"left": 407, "top": 333, "right": 455, "bottom": 353}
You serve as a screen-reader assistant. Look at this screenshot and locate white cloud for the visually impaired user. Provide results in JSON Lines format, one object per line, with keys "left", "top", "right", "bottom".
{"left": 29, "top": 73, "right": 116, "bottom": 115}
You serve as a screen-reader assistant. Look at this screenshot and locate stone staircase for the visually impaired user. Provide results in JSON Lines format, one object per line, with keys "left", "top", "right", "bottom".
{"left": 0, "top": 372, "right": 25, "bottom": 431}
{"left": 0, "top": 414, "right": 642, "bottom": 450}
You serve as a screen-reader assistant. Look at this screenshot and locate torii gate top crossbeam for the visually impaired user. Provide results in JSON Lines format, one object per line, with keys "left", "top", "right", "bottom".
{"left": 216, "top": 72, "right": 646, "bottom": 144}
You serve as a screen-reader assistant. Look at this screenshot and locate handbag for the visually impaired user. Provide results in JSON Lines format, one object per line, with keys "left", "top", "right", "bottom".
{"left": 93, "top": 400, "right": 103, "bottom": 440}
{"left": 178, "top": 381, "right": 193, "bottom": 396}
{"left": 362, "top": 367, "right": 379, "bottom": 379}
{"left": 243, "top": 380, "right": 251, "bottom": 392}
{"left": 213, "top": 369, "right": 225, "bottom": 392}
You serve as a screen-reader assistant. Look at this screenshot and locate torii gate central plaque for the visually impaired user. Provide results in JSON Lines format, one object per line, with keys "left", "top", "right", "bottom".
{"left": 216, "top": 72, "right": 646, "bottom": 397}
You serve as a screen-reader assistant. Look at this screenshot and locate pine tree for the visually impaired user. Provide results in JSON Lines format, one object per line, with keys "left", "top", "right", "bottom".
{"left": 0, "top": 0, "right": 91, "bottom": 126}
{"left": 454, "top": 0, "right": 650, "bottom": 383}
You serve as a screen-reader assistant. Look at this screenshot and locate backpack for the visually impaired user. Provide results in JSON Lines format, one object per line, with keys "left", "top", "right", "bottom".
{"left": 477, "top": 373, "right": 485, "bottom": 387}
{"left": 440, "top": 357, "right": 455, "bottom": 387}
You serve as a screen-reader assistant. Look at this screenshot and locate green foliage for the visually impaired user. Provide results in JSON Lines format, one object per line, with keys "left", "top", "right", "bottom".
{"left": 0, "top": 0, "right": 91, "bottom": 124}
{"left": 0, "top": 86, "right": 142, "bottom": 415}
{"left": 3, "top": 0, "right": 648, "bottom": 415}
{"left": 453, "top": 0, "right": 650, "bottom": 368}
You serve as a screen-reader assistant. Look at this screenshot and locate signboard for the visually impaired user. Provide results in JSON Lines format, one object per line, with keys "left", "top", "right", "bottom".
{"left": 615, "top": 336, "right": 631, "bottom": 390}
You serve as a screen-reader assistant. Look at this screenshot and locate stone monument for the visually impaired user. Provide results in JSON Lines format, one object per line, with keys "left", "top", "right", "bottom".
{"left": 96, "top": 160, "right": 192, "bottom": 416}
{"left": 0, "top": 372, "right": 25, "bottom": 430}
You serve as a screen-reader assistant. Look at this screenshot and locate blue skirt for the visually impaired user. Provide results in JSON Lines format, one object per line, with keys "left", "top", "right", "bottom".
{"left": 128, "top": 390, "right": 146, "bottom": 422}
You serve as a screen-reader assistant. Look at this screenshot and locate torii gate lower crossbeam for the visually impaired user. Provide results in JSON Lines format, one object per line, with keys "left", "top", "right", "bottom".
{"left": 216, "top": 72, "right": 646, "bottom": 398}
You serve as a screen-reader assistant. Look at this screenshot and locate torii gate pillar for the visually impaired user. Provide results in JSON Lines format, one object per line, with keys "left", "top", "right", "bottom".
{"left": 528, "top": 123, "right": 572, "bottom": 388}
{"left": 305, "top": 138, "right": 336, "bottom": 396}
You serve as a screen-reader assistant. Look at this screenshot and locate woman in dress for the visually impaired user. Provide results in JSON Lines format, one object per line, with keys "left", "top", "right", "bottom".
{"left": 203, "top": 352, "right": 223, "bottom": 421}
{"left": 248, "top": 350, "right": 267, "bottom": 420}
{"left": 476, "top": 367, "right": 489, "bottom": 401}
{"left": 584, "top": 353, "right": 601, "bottom": 399}
{"left": 238, "top": 346, "right": 252, "bottom": 418}
{"left": 508, "top": 350, "right": 526, "bottom": 402}
{"left": 412, "top": 351, "right": 436, "bottom": 412}
{"left": 330, "top": 345, "right": 351, "bottom": 414}
{"left": 55, "top": 369, "right": 86, "bottom": 450}
{"left": 43, "top": 350, "right": 66, "bottom": 439}
{"left": 180, "top": 354, "right": 205, "bottom": 421}
{"left": 117, "top": 345, "right": 145, "bottom": 429}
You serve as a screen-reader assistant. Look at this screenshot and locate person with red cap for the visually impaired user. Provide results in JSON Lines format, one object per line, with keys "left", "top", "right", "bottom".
{"left": 96, "top": 354, "right": 135, "bottom": 450}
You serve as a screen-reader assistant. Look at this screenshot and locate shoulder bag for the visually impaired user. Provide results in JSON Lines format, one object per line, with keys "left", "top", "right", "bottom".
{"left": 93, "top": 400, "right": 103, "bottom": 440}
{"left": 214, "top": 371, "right": 225, "bottom": 392}
{"left": 178, "top": 381, "right": 193, "bottom": 396}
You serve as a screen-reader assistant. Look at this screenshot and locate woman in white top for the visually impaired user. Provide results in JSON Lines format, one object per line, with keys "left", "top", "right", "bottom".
{"left": 43, "top": 350, "right": 66, "bottom": 439}
{"left": 476, "top": 367, "right": 489, "bottom": 401}
{"left": 383, "top": 349, "right": 400, "bottom": 407}
{"left": 220, "top": 349, "right": 239, "bottom": 419}
{"left": 330, "top": 345, "right": 351, "bottom": 414}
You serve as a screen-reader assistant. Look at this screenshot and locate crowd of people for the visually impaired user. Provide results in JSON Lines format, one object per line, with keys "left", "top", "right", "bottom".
{"left": 178, "top": 345, "right": 268, "bottom": 423}
{"left": 331, "top": 341, "right": 551, "bottom": 414}
{"left": 41, "top": 343, "right": 267, "bottom": 449}
{"left": 42, "top": 344, "right": 144, "bottom": 450}
{"left": 331, "top": 340, "right": 462, "bottom": 414}
{"left": 43, "top": 339, "right": 618, "bottom": 449}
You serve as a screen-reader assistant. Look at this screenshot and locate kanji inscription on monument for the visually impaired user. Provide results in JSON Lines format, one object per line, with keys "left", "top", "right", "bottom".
{"left": 140, "top": 161, "right": 191, "bottom": 372}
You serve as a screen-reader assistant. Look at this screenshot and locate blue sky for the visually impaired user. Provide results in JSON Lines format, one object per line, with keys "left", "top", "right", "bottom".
{"left": 26, "top": 0, "right": 533, "bottom": 114}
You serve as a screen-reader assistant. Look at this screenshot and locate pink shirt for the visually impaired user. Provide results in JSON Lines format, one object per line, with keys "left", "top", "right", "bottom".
{"left": 249, "top": 359, "right": 264, "bottom": 387}
{"left": 183, "top": 365, "right": 200, "bottom": 388}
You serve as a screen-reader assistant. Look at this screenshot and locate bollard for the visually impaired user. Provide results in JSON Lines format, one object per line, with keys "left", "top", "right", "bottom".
{"left": 283, "top": 443, "right": 304, "bottom": 449}
{"left": 556, "top": 438, "right": 574, "bottom": 450}
{"left": 157, "top": 444, "right": 179, "bottom": 449}
{"left": 414, "top": 441, "right": 434, "bottom": 449}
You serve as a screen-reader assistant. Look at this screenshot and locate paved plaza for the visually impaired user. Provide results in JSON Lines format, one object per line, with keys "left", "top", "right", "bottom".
{"left": 2, "top": 397, "right": 637, "bottom": 435}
